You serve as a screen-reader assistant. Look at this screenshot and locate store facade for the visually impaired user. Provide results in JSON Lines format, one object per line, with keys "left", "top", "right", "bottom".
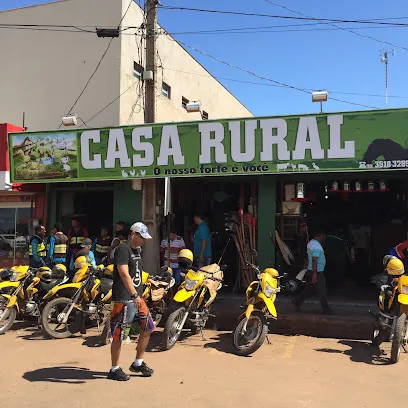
{"left": 0, "top": 123, "right": 47, "bottom": 267}
{"left": 7, "top": 108, "right": 408, "bottom": 291}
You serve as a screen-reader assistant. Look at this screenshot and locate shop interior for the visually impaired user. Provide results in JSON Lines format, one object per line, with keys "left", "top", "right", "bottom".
{"left": 276, "top": 174, "right": 408, "bottom": 300}
{"left": 56, "top": 184, "right": 114, "bottom": 238}
{"left": 159, "top": 177, "right": 258, "bottom": 292}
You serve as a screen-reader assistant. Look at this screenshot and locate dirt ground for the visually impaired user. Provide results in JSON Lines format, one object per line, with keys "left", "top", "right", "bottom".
{"left": 1, "top": 324, "right": 407, "bottom": 408}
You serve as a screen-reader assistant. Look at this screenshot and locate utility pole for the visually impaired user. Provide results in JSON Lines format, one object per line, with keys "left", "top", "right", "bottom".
{"left": 142, "top": 0, "right": 159, "bottom": 274}
{"left": 380, "top": 49, "right": 395, "bottom": 108}
{"left": 144, "top": 0, "right": 158, "bottom": 124}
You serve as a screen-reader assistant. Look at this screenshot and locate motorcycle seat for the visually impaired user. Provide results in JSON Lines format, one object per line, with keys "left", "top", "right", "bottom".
{"left": 40, "top": 279, "right": 62, "bottom": 292}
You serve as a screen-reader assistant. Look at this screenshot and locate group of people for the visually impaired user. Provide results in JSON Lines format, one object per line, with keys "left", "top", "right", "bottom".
{"left": 28, "top": 218, "right": 129, "bottom": 276}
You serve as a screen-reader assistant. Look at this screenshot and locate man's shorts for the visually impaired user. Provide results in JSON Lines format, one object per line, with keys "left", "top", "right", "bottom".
{"left": 110, "top": 299, "right": 155, "bottom": 341}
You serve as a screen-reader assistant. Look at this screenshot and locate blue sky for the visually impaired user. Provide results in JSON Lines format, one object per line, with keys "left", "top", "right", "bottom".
{"left": 2, "top": 0, "right": 408, "bottom": 116}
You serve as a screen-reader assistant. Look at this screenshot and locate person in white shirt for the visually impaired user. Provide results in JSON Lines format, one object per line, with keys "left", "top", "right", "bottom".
{"left": 160, "top": 230, "right": 186, "bottom": 285}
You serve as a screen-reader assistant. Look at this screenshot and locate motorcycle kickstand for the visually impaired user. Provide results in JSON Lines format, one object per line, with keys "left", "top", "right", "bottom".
{"left": 266, "top": 335, "right": 271, "bottom": 345}
{"left": 199, "top": 327, "right": 207, "bottom": 342}
{"left": 402, "top": 344, "right": 407, "bottom": 353}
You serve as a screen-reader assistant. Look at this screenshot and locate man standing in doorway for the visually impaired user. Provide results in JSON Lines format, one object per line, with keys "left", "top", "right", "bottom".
{"left": 92, "top": 227, "right": 111, "bottom": 265}
{"left": 47, "top": 223, "right": 68, "bottom": 266}
{"left": 293, "top": 230, "right": 332, "bottom": 314}
{"left": 67, "top": 218, "right": 88, "bottom": 266}
{"left": 193, "top": 214, "right": 212, "bottom": 268}
{"left": 29, "top": 225, "right": 47, "bottom": 268}
{"left": 108, "top": 222, "right": 155, "bottom": 381}
{"left": 160, "top": 229, "right": 186, "bottom": 285}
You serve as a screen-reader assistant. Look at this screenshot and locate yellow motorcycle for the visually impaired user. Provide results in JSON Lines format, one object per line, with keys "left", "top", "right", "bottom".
{"left": 0, "top": 264, "right": 67, "bottom": 334}
{"left": 232, "top": 257, "right": 281, "bottom": 356}
{"left": 40, "top": 261, "right": 112, "bottom": 339}
{"left": 371, "top": 255, "right": 408, "bottom": 363}
{"left": 163, "top": 249, "right": 225, "bottom": 350}
{"left": 142, "top": 266, "right": 175, "bottom": 327}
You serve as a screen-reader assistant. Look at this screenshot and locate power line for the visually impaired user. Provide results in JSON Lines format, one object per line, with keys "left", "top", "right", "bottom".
{"left": 168, "top": 38, "right": 379, "bottom": 110}
{"left": 84, "top": 81, "right": 139, "bottom": 125}
{"left": 159, "top": 6, "right": 408, "bottom": 26}
{"left": 168, "top": 24, "right": 408, "bottom": 36}
{"left": 161, "top": 67, "right": 408, "bottom": 99}
{"left": 263, "top": 0, "right": 408, "bottom": 51}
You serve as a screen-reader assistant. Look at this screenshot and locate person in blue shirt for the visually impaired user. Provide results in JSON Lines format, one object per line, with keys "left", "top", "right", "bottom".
{"left": 69, "top": 238, "right": 97, "bottom": 276}
{"left": 193, "top": 213, "right": 212, "bottom": 268}
{"left": 293, "top": 230, "right": 332, "bottom": 314}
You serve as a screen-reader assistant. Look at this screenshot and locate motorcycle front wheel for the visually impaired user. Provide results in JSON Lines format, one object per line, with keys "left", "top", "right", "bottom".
{"left": 0, "top": 298, "right": 17, "bottom": 335}
{"left": 163, "top": 307, "right": 186, "bottom": 351}
{"left": 232, "top": 312, "right": 268, "bottom": 356}
{"left": 41, "top": 297, "right": 81, "bottom": 339}
{"left": 390, "top": 313, "right": 407, "bottom": 363}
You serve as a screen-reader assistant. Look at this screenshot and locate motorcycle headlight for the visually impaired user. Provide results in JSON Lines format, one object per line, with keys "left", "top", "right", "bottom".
{"left": 264, "top": 282, "right": 274, "bottom": 297}
{"left": 185, "top": 278, "right": 198, "bottom": 291}
{"left": 10, "top": 273, "right": 19, "bottom": 282}
{"left": 264, "top": 282, "right": 280, "bottom": 297}
{"left": 401, "top": 285, "right": 408, "bottom": 295}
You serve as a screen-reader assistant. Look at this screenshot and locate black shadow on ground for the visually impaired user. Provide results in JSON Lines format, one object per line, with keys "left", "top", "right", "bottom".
{"left": 23, "top": 366, "right": 107, "bottom": 384}
{"left": 315, "top": 339, "right": 390, "bottom": 365}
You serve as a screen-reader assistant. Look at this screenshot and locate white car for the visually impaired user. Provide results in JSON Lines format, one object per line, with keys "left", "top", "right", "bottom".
{"left": 0, "top": 234, "right": 28, "bottom": 250}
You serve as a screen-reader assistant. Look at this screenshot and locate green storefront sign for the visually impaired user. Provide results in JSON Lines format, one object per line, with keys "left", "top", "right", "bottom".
{"left": 8, "top": 108, "right": 408, "bottom": 183}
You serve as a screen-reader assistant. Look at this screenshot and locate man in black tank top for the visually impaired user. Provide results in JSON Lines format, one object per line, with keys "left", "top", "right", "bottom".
{"left": 108, "top": 222, "right": 155, "bottom": 381}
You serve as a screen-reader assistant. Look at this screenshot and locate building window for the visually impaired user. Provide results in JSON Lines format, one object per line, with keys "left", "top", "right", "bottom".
{"left": 162, "top": 82, "right": 171, "bottom": 99}
{"left": 133, "top": 62, "right": 143, "bottom": 80}
{"left": 182, "top": 97, "right": 189, "bottom": 109}
{"left": 202, "top": 111, "right": 209, "bottom": 120}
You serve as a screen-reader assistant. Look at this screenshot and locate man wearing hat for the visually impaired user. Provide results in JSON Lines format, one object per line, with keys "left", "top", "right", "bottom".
{"left": 108, "top": 222, "right": 155, "bottom": 381}
{"left": 69, "top": 237, "right": 97, "bottom": 276}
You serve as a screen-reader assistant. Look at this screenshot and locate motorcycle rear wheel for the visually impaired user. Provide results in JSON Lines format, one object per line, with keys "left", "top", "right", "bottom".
{"left": 0, "top": 299, "right": 17, "bottom": 335}
{"left": 41, "top": 297, "right": 81, "bottom": 339}
{"left": 390, "top": 313, "right": 407, "bottom": 363}
{"left": 163, "top": 307, "right": 186, "bottom": 351}
{"left": 232, "top": 312, "right": 268, "bottom": 356}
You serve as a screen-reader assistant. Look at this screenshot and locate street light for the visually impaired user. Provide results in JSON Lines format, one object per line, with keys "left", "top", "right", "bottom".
{"left": 62, "top": 114, "right": 78, "bottom": 126}
{"left": 312, "top": 91, "right": 328, "bottom": 113}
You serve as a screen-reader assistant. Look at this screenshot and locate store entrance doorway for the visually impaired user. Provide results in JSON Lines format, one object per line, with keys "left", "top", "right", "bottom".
{"left": 162, "top": 177, "right": 258, "bottom": 292}
{"left": 56, "top": 188, "right": 114, "bottom": 239}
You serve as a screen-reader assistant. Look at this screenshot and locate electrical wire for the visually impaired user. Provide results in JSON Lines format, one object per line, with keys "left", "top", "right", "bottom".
{"left": 84, "top": 81, "right": 139, "bottom": 125}
{"left": 168, "top": 25, "right": 408, "bottom": 36}
{"left": 159, "top": 6, "right": 408, "bottom": 26}
{"left": 167, "top": 38, "right": 379, "bottom": 110}
{"left": 263, "top": 0, "right": 408, "bottom": 51}
{"left": 162, "top": 67, "right": 408, "bottom": 99}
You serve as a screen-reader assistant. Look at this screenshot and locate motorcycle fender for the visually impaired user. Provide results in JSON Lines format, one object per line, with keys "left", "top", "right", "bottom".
{"left": 102, "top": 290, "right": 112, "bottom": 303}
{"left": 257, "top": 293, "right": 277, "bottom": 318}
{"left": 43, "top": 283, "right": 82, "bottom": 300}
{"left": 2, "top": 294, "right": 20, "bottom": 312}
{"left": 398, "top": 293, "right": 408, "bottom": 305}
{"left": 174, "top": 288, "right": 195, "bottom": 303}
{"left": 245, "top": 303, "right": 254, "bottom": 319}
{"left": 0, "top": 281, "right": 19, "bottom": 291}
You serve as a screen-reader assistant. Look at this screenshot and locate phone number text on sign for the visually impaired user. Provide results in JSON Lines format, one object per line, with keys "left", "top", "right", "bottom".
{"left": 374, "top": 160, "right": 408, "bottom": 169}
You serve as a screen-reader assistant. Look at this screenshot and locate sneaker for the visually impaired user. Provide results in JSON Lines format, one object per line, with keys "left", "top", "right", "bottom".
{"left": 107, "top": 367, "right": 130, "bottom": 381}
{"left": 129, "top": 361, "right": 154, "bottom": 377}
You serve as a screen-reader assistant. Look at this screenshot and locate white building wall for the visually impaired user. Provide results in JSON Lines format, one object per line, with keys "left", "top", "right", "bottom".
{"left": 0, "top": 0, "right": 122, "bottom": 131}
{"left": 0, "top": 0, "right": 251, "bottom": 133}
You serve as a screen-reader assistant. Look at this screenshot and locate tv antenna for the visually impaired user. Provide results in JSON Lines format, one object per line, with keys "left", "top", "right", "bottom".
{"left": 380, "top": 49, "right": 395, "bottom": 108}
